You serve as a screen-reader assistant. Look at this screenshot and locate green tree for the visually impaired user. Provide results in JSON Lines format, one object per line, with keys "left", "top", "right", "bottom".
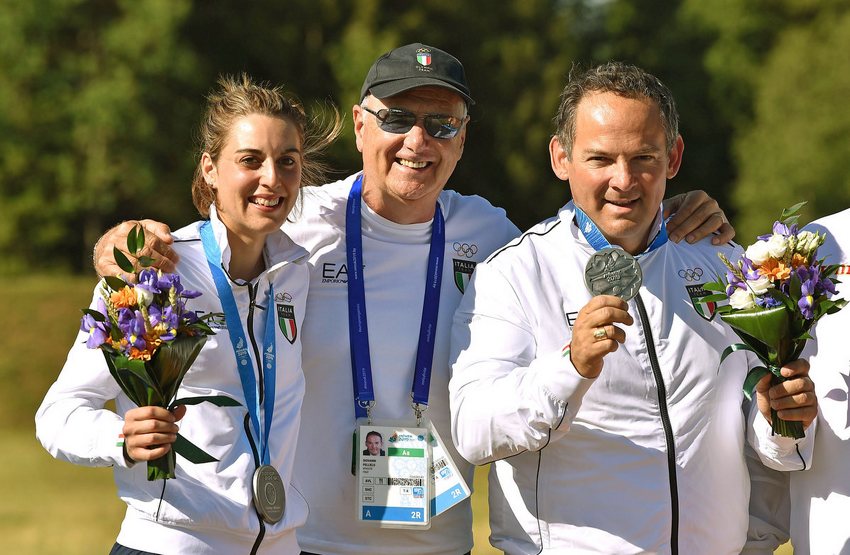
{"left": 684, "top": 0, "right": 850, "bottom": 238}
{"left": 0, "top": 0, "right": 198, "bottom": 273}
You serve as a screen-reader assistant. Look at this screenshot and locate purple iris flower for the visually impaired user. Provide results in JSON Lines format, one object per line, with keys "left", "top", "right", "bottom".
{"left": 80, "top": 297, "right": 111, "bottom": 349}
{"left": 148, "top": 305, "right": 179, "bottom": 341}
{"left": 117, "top": 308, "right": 147, "bottom": 350}
{"left": 135, "top": 268, "right": 163, "bottom": 298}
{"left": 741, "top": 257, "right": 761, "bottom": 281}
{"left": 756, "top": 295, "right": 782, "bottom": 308}
{"left": 80, "top": 314, "right": 110, "bottom": 348}
{"left": 725, "top": 269, "right": 746, "bottom": 296}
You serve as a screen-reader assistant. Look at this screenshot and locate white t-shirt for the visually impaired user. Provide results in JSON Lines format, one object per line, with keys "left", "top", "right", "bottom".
{"left": 287, "top": 173, "right": 520, "bottom": 555}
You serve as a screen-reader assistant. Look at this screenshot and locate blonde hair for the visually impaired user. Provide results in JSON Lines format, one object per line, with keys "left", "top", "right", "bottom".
{"left": 191, "top": 73, "right": 341, "bottom": 217}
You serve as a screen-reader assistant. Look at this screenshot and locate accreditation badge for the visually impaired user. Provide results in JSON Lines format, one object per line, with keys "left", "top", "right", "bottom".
{"left": 428, "top": 421, "right": 471, "bottom": 518}
{"left": 356, "top": 421, "right": 431, "bottom": 529}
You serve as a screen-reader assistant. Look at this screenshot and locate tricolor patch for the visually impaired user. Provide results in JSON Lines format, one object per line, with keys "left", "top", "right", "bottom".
{"left": 417, "top": 51, "right": 432, "bottom": 66}
{"left": 453, "top": 259, "right": 476, "bottom": 293}
{"left": 686, "top": 284, "right": 717, "bottom": 321}
{"left": 277, "top": 304, "right": 297, "bottom": 344}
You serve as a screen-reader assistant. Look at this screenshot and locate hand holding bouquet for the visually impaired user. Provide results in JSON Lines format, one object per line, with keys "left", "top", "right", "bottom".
{"left": 80, "top": 226, "right": 238, "bottom": 479}
{"left": 706, "top": 202, "right": 846, "bottom": 438}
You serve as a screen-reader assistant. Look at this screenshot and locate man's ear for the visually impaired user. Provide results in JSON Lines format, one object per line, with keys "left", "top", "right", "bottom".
{"left": 353, "top": 104, "right": 365, "bottom": 153}
{"left": 549, "top": 136, "right": 571, "bottom": 181}
{"left": 666, "top": 135, "right": 684, "bottom": 179}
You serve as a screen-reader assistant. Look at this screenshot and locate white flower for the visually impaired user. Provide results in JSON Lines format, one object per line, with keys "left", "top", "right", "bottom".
{"left": 745, "top": 240, "right": 771, "bottom": 265}
{"left": 747, "top": 275, "right": 773, "bottom": 295}
{"left": 766, "top": 233, "right": 788, "bottom": 259}
{"left": 135, "top": 286, "right": 154, "bottom": 307}
{"left": 729, "top": 288, "right": 756, "bottom": 310}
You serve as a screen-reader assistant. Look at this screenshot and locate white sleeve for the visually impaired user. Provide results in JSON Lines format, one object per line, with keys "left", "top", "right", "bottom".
{"left": 747, "top": 398, "right": 816, "bottom": 471}
{"left": 34, "top": 288, "right": 131, "bottom": 469}
{"left": 449, "top": 262, "right": 593, "bottom": 465}
{"left": 742, "top": 439, "right": 791, "bottom": 554}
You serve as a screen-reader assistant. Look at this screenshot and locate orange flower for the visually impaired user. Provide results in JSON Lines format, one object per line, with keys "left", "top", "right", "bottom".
{"left": 111, "top": 286, "right": 138, "bottom": 308}
{"left": 128, "top": 346, "right": 152, "bottom": 361}
{"left": 790, "top": 253, "right": 808, "bottom": 269}
{"left": 758, "top": 258, "right": 791, "bottom": 281}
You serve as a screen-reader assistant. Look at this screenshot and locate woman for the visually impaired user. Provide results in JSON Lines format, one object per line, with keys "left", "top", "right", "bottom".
{"left": 36, "top": 74, "right": 340, "bottom": 554}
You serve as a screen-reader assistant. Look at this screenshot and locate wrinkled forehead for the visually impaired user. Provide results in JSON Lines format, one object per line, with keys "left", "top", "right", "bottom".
{"left": 368, "top": 86, "right": 467, "bottom": 115}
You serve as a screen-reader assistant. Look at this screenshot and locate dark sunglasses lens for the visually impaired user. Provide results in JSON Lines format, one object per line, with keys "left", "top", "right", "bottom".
{"left": 425, "top": 117, "right": 459, "bottom": 139}
{"left": 380, "top": 111, "right": 417, "bottom": 133}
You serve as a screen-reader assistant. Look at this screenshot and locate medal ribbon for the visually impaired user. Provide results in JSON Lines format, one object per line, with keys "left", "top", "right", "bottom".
{"left": 200, "top": 221, "right": 276, "bottom": 465}
{"left": 574, "top": 204, "right": 668, "bottom": 257}
{"left": 346, "top": 174, "right": 445, "bottom": 418}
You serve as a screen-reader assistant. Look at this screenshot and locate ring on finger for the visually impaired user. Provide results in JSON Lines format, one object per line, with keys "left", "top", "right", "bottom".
{"left": 593, "top": 327, "right": 608, "bottom": 341}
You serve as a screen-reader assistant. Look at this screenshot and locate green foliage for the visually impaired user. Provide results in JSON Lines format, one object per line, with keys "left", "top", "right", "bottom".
{"left": 2, "top": 0, "right": 849, "bottom": 271}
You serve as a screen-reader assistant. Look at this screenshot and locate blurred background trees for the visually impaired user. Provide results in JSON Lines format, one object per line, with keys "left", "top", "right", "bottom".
{"left": 1, "top": 0, "right": 848, "bottom": 274}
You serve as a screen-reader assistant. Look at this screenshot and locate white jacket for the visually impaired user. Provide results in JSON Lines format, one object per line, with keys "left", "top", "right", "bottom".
{"left": 746, "top": 208, "right": 850, "bottom": 555}
{"left": 450, "top": 201, "right": 813, "bottom": 555}
{"left": 36, "top": 207, "right": 309, "bottom": 554}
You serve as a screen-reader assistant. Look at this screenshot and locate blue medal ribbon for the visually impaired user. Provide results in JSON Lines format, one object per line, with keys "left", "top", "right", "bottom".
{"left": 346, "top": 175, "right": 445, "bottom": 419}
{"left": 200, "top": 221, "right": 276, "bottom": 465}
{"left": 574, "top": 204, "right": 668, "bottom": 257}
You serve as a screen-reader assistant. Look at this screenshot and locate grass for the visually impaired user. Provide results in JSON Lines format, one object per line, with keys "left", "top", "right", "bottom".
{"left": 2, "top": 275, "right": 792, "bottom": 554}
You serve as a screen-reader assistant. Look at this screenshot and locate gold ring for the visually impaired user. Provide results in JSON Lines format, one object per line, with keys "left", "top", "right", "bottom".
{"left": 593, "top": 327, "right": 607, "bottom": 341}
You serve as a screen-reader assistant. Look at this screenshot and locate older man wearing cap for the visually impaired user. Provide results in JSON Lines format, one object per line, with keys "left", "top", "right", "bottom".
{"left": 93, "top": 44, "right": 734, "bottom": 554}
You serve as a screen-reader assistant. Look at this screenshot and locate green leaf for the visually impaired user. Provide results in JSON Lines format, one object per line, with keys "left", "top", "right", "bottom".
{"left": 127, "top": 225, "right": 140, "bottom": 256}
{"left": 82, "top": 308, "right": 106, "bottom": 321}
{"left": 701, "top": 293, "right": 728, "bottom": 303}
{"left": 719, "top": 342, "right": 760, "bottom": 366}
{"left": 173, "top": 433, "right": 218, "bottom": 464}
{"left": 137, "top": 255, "right": 156, "bottom": 268}
{"left": 702, "top": 281, "right": 726, "bottom": 292}
{"left": 172, "top": 395, "right": 242, "bottom": 409}
{"left": 152, "top": 334, "right": 208, "bottom": 402}
{"left": 780, "top": 201, "right": 807, "bottom": 225}
{"left": 114, "top": 246, "right": 135, "bottom": 274}
{"left": 104, "top": 275, "right": 129, "bottom": 292}
{"left": 719, "top": 305, "right": 790, "bottom": 358}
{"left": 137, "top": 226, "right": 146, "bottom": 254}
{"left": 743, "top": 366, "right": 771, "bottom": 400}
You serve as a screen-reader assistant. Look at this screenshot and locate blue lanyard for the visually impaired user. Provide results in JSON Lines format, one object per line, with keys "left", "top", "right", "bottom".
{"left": 345, "top": 175, "right": 445, "bottom": 420}
{"left": 200, "top": 221, "right": 276, "bottom": 465}
{"left": 574, "top": 204, "right": 668, "bottom": 256}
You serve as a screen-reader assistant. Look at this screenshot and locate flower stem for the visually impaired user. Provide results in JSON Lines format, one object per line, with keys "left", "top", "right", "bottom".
{"left": 147, "top": 450, "right": 176, "bottom": 480}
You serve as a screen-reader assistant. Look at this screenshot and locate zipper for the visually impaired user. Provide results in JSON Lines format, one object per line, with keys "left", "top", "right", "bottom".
{"left": 634, "top": 293, "right": 679, "bottom": 555}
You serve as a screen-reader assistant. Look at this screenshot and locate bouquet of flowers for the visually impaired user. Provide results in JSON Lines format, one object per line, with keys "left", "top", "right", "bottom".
{"left": 705, "top": 202, "right": 846, "bottom": 438}
{"left": 81, "top": 226, "right": 238, "bottom": 479}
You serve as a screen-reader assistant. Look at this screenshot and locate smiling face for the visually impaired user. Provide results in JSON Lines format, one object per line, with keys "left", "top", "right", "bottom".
{"left": 202, "top": 113, "right": 302, "bottom": 248}
{"left": 550, "top": 91, "right": 684, "bottom": 255}
{"left": 354, "top": 86, "right": 467, "bottom": 224}
{"left": 365, "top": 433, "right": 382, "bottom": 456}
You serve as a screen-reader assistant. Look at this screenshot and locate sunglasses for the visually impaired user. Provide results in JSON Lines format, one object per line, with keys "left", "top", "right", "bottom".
{"left": 361, "top": 106, "right": 465, "bottom": 139}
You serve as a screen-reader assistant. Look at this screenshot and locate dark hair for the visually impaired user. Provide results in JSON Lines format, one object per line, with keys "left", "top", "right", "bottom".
{"left": 365, "top": 431, "right": 383, "bottom": 441}
{"left": 191, "top": 73, "right": 341, "bottom": 217}
{"left": 553, "top": 62, "right": 679, "bottom": 159}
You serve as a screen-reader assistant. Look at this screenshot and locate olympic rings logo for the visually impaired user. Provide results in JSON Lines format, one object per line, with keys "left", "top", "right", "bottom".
{"left": 453, "top": 242, "right": 478, "bottom": 258}
{"left": 678, "top": 267, "right": 704, "bottom": 281}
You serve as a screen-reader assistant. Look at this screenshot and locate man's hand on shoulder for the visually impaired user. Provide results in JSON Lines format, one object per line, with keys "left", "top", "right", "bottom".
{"left": 94, "top": 219, "right": 178, "bottom": 278}
{"left": 664, "top": 190, "right": 735, "bottom": 245}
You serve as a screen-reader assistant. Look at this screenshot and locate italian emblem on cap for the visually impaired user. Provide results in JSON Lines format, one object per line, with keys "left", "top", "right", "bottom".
{"left": 416, "top": 49, "right": 432, "bottom": 66}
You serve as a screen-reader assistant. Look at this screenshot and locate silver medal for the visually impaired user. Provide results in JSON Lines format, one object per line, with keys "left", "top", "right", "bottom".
{"left": 252, "top": 465, "right": 285, "bottom": 524}
{"left": 584, "top": 247, "right": 643, "bottom": 301}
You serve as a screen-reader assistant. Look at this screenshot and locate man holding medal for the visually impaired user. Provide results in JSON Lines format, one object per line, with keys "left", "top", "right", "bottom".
{"left": 93, "top": 49, "right": 735, "bottom": 553}
{"left": 449, "top": 62, "right": 819, "bottom": 554}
